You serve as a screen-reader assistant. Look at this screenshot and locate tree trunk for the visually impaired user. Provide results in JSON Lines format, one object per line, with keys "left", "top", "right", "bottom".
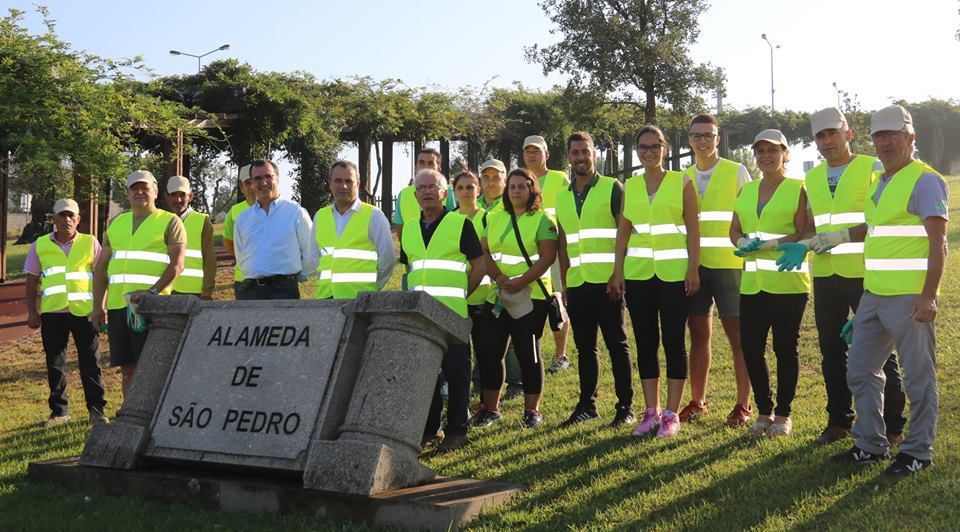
{"left": 16, "top": 194, "right": 53, "bottom": 245}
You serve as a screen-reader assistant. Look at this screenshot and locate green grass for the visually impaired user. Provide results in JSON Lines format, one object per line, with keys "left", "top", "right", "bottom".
{"left": 2, "top": 180, "right": 960, "bottom": 530}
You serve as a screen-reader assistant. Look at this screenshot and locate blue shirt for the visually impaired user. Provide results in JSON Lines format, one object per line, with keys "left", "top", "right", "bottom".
{"left": 234, "top": 197, "right": 317, "bottom": 280}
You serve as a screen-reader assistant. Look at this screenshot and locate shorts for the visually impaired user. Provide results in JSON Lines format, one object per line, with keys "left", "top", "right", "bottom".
{"left": 688, "top": 266, "right": 741, "bottom": 318}
{"left": 107, "top": 308, "right": 149, "bottom": 366}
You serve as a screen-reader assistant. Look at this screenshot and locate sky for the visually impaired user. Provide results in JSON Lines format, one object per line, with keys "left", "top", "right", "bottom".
{"left": 11, "top": 0, "right": 960, "bottom": 201}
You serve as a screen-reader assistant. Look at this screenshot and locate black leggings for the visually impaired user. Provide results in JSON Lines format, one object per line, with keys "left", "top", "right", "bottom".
{"left": 625, "top": 278, "right": 689, "bottom": 380}
{"left": 740, "top": 291, "right": 808, "bottom": 417}
{"left": 478, "top": 300, "right": 548, "bottom": 395}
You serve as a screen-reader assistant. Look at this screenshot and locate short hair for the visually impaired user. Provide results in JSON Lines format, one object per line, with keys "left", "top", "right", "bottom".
{"left": 329, "top": 159, "right": 358, "bottom": 177}
{"left": 416, "top": 147, "right": 443, "bottom": 165}
{"left": 690, "top": 114, "right": 719, "bottom": 128}
{"left": 635, "top": 124, "right": 670, "bottom": 150}
{"left": 250, "top": 159, "right": 280, "bottom": 177}
{"left": 452, "top": 170, "right": 478, "bottom": 189}
{"left": 567, "top": 131, "right": 594, "bottom": 151}
{"left": 503, "top": 168, "right": 542, "bottom": 215}
{"left": 414, "top": 168, "right": 447, "bottom": 190}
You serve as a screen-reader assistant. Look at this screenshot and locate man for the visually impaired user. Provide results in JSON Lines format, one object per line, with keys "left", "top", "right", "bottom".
{"left": 25, "top": 198, "right": 107, "bottom": 426}
{"left": 803, "top": 108, "right": 906, "bottom": 446}
{"left": 478, "top": 158, "right": 507, "bottom": 211}
{"left": 399, "top": 169, "right": 485, "bottom": 452}
{"left": 679, "top": 114, "right": 754, "bottom": 427}
{"left": 233, "top": 160, "right": 316, "bottom": 300}
{"left": 522, "top": 135, "right": 572, "bottom": 373}
{"left": 313, "top": 160, "right": 396, "bottom": 298}
{"left": 165, "top": 175, "right": 217, "bottom": 300}
{"left": 556, "top": 131, "right": 635, "bottom": 428}
{"left": 223, "top": 164, "right": 254, "bottom": 298}
{"left": 393, "top": 148, "right": 457, "bottom": 240}
{"left": 809, "top": 105, "right": 947, "bottom": 475}
{"left": 90, "top": 170, "right": 185, "bottom": 397}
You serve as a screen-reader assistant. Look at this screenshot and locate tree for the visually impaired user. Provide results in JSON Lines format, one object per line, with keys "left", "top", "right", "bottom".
{"left": 526, "top": 0, "right": 724, "bottom": 125}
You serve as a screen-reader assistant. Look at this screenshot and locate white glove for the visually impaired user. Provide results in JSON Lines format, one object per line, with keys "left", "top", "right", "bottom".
{"left": 758, "top": 239, "right": 779, "bottom": 251}
{"left": 736, "top": 237, "right": 756, "bottom": 249}
{"left": 810, "top": 229, "right": 850, "bottom": 253}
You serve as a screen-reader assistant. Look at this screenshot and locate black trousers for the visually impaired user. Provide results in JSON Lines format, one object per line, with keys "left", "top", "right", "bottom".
{"left": 740, "top": 291, "right": 808, "bottom": 417}
{"left": 625, "top": 278, "right": 689, "bottom": 380}
{"left": 813, "top": 275, "right": 906, "bottom": 433}
{"left": 566, "top": 282, "right": 633, "bottom": 411}
{"left": 40, "top": 313, "right": 106, "bottom": 416}
{"left": 235, "top": 275, "right": 301, "bottom": 300}
{"left": 477, "top": 300, "right": 548, "bottom": 395}
{"left": 424, "top": 342, "right": 471, "bottom": 437}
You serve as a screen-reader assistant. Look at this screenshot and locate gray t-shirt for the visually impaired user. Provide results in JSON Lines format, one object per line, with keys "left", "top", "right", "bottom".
{"left": 692, "top": 161, "right": 752, "bottom": 198}
{"left": 873, "top": 170, "right": 949, "bottom": 221}
{"left": 826, "top": 159, "right": 885, "bottom": 196}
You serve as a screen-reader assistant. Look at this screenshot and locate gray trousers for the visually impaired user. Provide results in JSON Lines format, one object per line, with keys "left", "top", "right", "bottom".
{"left": 848, "top": 291, "right": 939, "bottom": 460}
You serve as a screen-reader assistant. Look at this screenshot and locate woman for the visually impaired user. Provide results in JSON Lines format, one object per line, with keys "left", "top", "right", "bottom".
{"left": 612, "top": 125, "right": 701, "bottom": 438}
{"left": 475, "top": 168, "right": 557, "bottom": 429}
{"left": 730, "top": 129, "right": 810, "bottom": 438}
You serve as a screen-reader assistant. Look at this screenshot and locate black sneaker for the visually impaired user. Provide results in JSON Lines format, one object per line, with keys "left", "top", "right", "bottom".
{"left": 560, "top": 406, "right": 600, "bottom": 428}
{"left": 884, "top": 452, "right": 933, "bottom": 476}
{"left": 472, "top": 409, "right": 503, "bottom": 427}
{"left": 831, "top": 445, "right": 890, "bottom": 465}
{"left": 610, "top": 405, "right": 636, "bottom": 428}
{"left": 522, "top": 410, "right": 544, "bottom": 429}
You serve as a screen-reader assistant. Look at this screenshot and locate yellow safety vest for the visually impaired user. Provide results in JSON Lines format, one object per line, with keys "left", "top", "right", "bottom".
{"left": 314, "top": 202, "right": 379, "bottom": 299}
{"left": 171, "top": 211, "right": 207, "bottom": 294}
{"left": 539, "top": 169, "right": 569, "bottom": 217}
{"left": 555, "top": 175, "right": 617, "bottom": 288}
{"left": 864, "top": 160, "right": 943, "bottom": 296}
{"left": 486, "top": 209, "right": 553, "bottom": 302}
{"left": 36, "top": 233, "right": 95, "bottom": 316}
{"left": 225, "top": 201, "right": 252, "bottom": 282}
{"left": 466, "top": 208, "right": 492, "bottom": 306}
{"left": 733, "top": 178, "right": 810, "bottom": 295}
{"left": 402, "top": 211, "right": 470, "bottom": 318}
{"left": 623, "top": 171, "right": 689, "bottom": 282}
{"left": 685, "top": 158, "right": 743, "bottom": 269}
{"left": 806, "top": 155, "right": 875, "bottom": 278}
{"left": 106, "top": 210, "right": 175, "bottom": 310}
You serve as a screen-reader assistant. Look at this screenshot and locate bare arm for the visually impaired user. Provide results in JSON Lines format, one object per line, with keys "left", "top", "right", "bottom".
{"left": 201, "top": 219, "right": 217, "bottom": 299}
{"left": 682, "top": 181, "right": 701, "bottom": 295}
{"left": 223, "top": 238, "right": 235, "bottom": 256}
{"left": 89, "top": 241, "right": 111, "bottom": 329}
{"left": 465, "top": 256, "right": 486, "bottom": 297}
{"left": 25, "top": 274, "right": 40, "bottom": 329}
{"left": 729, "top": 213, "right": 745, "bottom": 246}
{"left": 910, "top": 217, "right": 948, "bottom": 323}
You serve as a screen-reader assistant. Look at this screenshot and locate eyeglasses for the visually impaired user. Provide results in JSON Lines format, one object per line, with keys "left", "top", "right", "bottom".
{"left": 636, "top": 143, "right": 663, "bottom": 152}
{"left": 688, "top": 133, "right": 717, "bottom": 141}
{"left": 416, "top": 183, "right": 441, "bottom": 192}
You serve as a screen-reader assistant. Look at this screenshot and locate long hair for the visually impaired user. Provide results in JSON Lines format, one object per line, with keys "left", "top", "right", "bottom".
{"left": 503, "top": 168, "right": 542, "bottom": 216}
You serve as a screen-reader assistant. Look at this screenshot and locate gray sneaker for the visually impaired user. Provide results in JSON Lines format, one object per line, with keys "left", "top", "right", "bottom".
{"left": 41, "top": 414, "right": 71, "bottom": 428}
{"left": 547, "top": 355, "right": 570, "bottom": 373}
{"left": 88, "top": 408, "right": 110, "bottom": 425}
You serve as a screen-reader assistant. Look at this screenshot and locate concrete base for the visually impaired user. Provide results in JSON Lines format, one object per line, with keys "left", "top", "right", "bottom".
{"left": 28, "top": 458, "right": 522, "bottom": 530}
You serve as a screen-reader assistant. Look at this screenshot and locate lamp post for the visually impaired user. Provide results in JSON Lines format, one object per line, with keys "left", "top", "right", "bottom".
{"left": 832, "top": 82, "right": 844, "bottom": 109}
{"left": 169, "top": 44, "right": 231, "bottom": 74}
{"left": 761, "top": 34, "right": 779, "bottom": 112}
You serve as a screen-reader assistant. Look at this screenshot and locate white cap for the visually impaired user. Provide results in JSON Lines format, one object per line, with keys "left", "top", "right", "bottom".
{"left": 126, "top": 170, "right": 157, "bottom": 188}
{"left": 166, "top": 175, "right": 191, "bottom": 194}
{"left": 239, "top": 164, "right": 252, "bottom": 182}
{"left": 479, "top": 158, "right": 506, "bottom": 174}
{"left": 871, "top": 105, "right": 914, "bottom": 135}
{"left": 810, "top": 107, "right": 847, "bottom": 136}
{"left": 52, "top": 198, "right": 80, "bottom": 215}
{"left": 523, "top": 135, "right": 548, "bottom": 153}
{"left": 752, "top": 129, "right": 789, "bottom": 148}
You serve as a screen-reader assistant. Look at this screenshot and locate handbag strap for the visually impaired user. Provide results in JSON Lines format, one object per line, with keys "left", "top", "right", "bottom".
{"left": 510, "top": 213, "right": 552, "bottom": 300}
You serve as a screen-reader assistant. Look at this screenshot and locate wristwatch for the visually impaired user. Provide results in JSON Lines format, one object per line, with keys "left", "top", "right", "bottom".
{"left": 147, "top": 286, "right": 159, "bottom": 295}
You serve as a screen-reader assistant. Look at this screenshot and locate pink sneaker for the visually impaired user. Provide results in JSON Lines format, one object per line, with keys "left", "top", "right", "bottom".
{"left": 657, "top": 410, "right": 681, "bottom": 438}
{"left": 633, "top": 408, "right": 661, "bottom": 436}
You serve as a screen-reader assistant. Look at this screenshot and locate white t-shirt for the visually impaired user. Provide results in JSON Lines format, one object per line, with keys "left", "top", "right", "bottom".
{"left": 691, "top": 161, "right": 752, "bottom": 198}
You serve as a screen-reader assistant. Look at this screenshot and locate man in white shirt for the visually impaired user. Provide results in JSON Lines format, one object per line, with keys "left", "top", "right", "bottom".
{"left": 234, "top": 159, "right": 317, "bottom": 300}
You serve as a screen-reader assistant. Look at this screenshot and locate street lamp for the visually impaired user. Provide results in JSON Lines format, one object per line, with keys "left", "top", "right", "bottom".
{"left": 760, "top": 34, "right": 780, "bottom": 112}
{"left": 169, "top": 44, "right": 231, "bottom": 74}
{"left": 832, "top": 82, "right": 844, "bottom": 109}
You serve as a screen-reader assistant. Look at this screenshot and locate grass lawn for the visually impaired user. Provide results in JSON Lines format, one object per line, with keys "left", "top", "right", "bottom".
{"left": 2, "top": 180, "right": 959, "bottom": 530}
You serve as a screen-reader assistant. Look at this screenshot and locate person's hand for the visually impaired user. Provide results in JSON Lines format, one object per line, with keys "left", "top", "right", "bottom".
{"left": 840, "top": 318, "right": 854, "bottom": 346}
{"left": 27, "top": 311, "right": 40, "bottom": 330}
{"left": 127, "top": 290, "right": 151, "bottom": 304}
{"left": 776, "top": 241, "right": 809, "bottom": 271}
{"left": 607, "top": 271, "right": 625, "bottom": 300}
{"left": 89, "top": 307, "right": 108, "bottom": 332}
{"left": 684, "top": 267, "right": 700, "bottom": 296}
{"left": 810, "top": 229, "right": 850, "bottom": 254}
{"left": 734, "top": 237, "right": 762, "bottom": 256}
{"left": 909, "top": 295, "right": 938, "bottom": 323}
{"left": 501, "top": 276, "right": 524, "bottom": 294}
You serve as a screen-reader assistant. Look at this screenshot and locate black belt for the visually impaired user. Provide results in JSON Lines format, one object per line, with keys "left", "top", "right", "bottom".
{"left": 244, "top": 274, "right": 297, "bottom": 286}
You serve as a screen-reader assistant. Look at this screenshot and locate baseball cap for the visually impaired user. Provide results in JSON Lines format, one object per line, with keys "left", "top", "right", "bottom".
{"left": 52, "top": 198, "right": 80, "bottom": 215}
{"left": 479, "top": 158, "right": 506, "bottom": 173}
{"left": 239, "top": 164, "right": 252, "bottom": 182}
{"left": 752, "top": 129, "right": 789, "bottom": 148}
{"left": 523, "top": 135, "right": 548, "bottom": 153}
{"left": 870, "top": 105, "right": 914, "bottom": 135}
{"left": 126, "top": 170, "right": 157, "bottom": 188}
{"left": 810, "top": 107, "right": 847, "bottom": 136}
{"left": 166, "top": 175, "right": 191, "bottom": 194}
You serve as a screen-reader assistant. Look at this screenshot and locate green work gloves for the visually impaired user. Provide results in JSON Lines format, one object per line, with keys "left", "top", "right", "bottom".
{"left": 810, "top": 229, "right": 851, "bottom": 253}
{"left": 775, "top": 241, "right": 810, "bottom": 271}
{"left": 734, "top": 237, "right": 778, "bottom": 257}
{"left": 840, "top": 318, "right": 854, "bottom": 346}
{"left": 125, "top": 295, "right": 148, "bottom": 333}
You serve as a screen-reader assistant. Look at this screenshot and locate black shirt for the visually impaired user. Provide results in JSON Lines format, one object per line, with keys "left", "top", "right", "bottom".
{"left": 399, "top": 208, "right": 483, "bottom": 264}
{"left": 569, "top": 172, "right": 623, "bottom": 218}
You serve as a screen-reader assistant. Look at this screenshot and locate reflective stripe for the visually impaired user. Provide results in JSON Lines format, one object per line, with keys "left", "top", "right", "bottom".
{"left": 565, "top": 233, "right": 580, "bottom": 244}
{"left": 700, "top": 237, "right": 734, "bottom": 248}
{"left": 579, "top": 253, "right": 616, "bottom": 264}
{"left": 869, "top": 225, "right": 927, "bottom": 237}
{"left": 67, "top": 292, "right": 93, "bottom": 301}
{"left": 700, "top": 210, "right": 733, "bottom": 222}
{"left": 112, "top": 250, "right": 170, "bottom": 264}
{"left": 332, "top": 248, "right": 378, "bottom": 261}
{"left": 413, "top": 285, "right": 467, "bottom": 298}
{"left": 500, "top": 253, "right": 539, "bottom": 265}
{"left": 180, "top": 268, "right": 204, "bottom": 278}
{"left": 814, "top": 213, "right": 832, "bottom": 227}
{"left": 828, "top": 242, "right": 865, "bottom": 255}
{"left": 757, "top": 232, "right": 786, "bottom": 240}
{"left": 650, "top": 223, "right": 687, "bottom": 236}
{"left": 41, "top": 285, "right": 67, "bottom": 296}
{"left": 579, "top": 228, "right": 617, "bottom": 239}
{"left": 184, "top": 249, "right": 203, "bottom": 259}
{"left": 865, "top": 258, "right": 927, "bottom": 271}
{"left": 318, "top": 247, "right": 333, "bottom": 257}
{"left": 627, "top": 247, "right": 653, "bottom": 258}
{"left": 479, "top": 276, "right": 491, "bottom": 286}
{"left": 331, "top": 272, "right": 378, "bottom": 283}
{"left": 544, "top": 207, "right": 556, "bottom": 215}
{"left": 65, "top": 272, "right": 93, "bottom": 281}
{"left": 490, "top": 252, "right": 502, "bottom": 262}
{"left": 757, "top": 258, "right": 809, "bottom": 273}
{"left": 410, "top": 259, "right": 468, "bottom": 272}
{"left": 654, "top": 249, "right": 688, "bottom": 261}
{"left": 744, "top": 261, "right": 758, "bottom": 272}
{"left": 108, "top": 274, "right": 161, "bottom": 285}
{"left": 568, "top": 257, "right": 581, "bottom": 268}
{"left": 319, "top": 270, "right": 332, "bottom": 280}
{"left": 42, "top": 266, "right": 66, "bottom": 277}
{"left": 831, "top": 212, "right": 865, "bottom": 225}
{"left": 633, "top": 223, "right": 650, "bottom": 234}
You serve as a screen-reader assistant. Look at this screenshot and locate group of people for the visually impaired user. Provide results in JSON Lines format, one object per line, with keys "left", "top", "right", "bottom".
{"left": 25, "top": 103, "right": 945, "bottom": 475}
